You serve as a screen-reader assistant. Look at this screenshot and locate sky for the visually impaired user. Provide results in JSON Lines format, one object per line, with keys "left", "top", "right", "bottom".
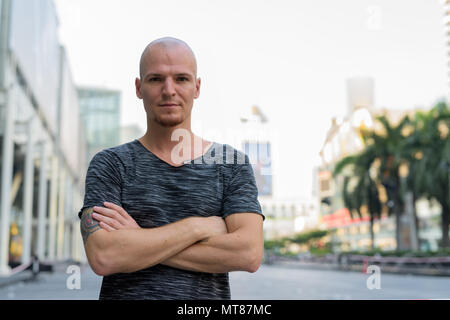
{"left": 53, "top": 0, "right": 448, "bottom": 201}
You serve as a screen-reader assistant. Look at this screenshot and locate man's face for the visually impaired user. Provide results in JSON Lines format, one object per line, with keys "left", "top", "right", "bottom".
{"left": 136, "top": 44, "right": 200, "bottom": 128}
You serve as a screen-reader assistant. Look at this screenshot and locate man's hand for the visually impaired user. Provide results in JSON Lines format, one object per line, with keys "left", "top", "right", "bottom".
{"left": 197, "top": 216, "right": 228, "bottom": 243}
{"left": 161, "top": 213, "right": 264, "bottom": 273}
{"left": 92, "top": 202, "right": 141, "bottom": 231}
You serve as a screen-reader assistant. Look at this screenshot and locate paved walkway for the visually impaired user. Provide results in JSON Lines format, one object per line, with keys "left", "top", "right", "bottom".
{"left": 1, "top": 263, "right": 449, "bottom": 300}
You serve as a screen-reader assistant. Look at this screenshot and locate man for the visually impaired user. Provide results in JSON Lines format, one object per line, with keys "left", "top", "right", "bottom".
{"left": 79, "top": 37, "right": 265, "bottom": 300}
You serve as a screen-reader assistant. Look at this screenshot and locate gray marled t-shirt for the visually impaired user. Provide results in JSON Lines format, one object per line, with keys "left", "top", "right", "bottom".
{"left": 78, "top": 139, "right": 264, "bottom": 300}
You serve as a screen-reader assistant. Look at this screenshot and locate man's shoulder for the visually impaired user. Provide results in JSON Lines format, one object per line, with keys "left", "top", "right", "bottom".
{"left": 90, "top": 140, "right": 137, "bottom": 165}
{"left": 104, "top": 140, "right": 136, "bottom": 155}
{"left": 214, "top": 143, "right": 250, "bottom": 166}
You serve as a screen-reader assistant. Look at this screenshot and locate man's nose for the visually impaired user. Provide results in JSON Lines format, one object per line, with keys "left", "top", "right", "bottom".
{"left": 162, "top": 78, "right": 176, "bottom": 96}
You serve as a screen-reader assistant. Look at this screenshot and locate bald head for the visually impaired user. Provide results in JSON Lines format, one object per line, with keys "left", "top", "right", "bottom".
{"left": 139, "top": 37, "right": 198, "bottom": 79}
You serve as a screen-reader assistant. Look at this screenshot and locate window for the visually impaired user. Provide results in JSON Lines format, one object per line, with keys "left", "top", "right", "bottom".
{"left": 320, "top": 178, "right": 330, "bottom": 192}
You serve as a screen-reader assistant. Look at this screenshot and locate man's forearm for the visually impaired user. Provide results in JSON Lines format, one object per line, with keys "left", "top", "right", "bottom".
{"left": 86, "top": 216, "right": 206, "bottom": 275}
{"left": 160, "top": 230, "right": 258, "bottom": 274}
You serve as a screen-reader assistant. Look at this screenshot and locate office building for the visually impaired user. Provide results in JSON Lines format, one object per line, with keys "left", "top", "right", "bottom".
{"left": 239, "top": 105, "right": 319, "bottom": 240}
{"left": 77, "top": 87, "right": 121, "bottom": 165}
{"left": 0, "top": 0, "right": 87, "bottom": 275}
{"left": 444, "top": 0, "right": 450, "bottom": 94}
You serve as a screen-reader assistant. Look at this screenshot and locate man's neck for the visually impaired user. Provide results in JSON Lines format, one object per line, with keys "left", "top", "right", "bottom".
{"left": 138, "top": 122, "right": 211, "bottom": 163}
{"left": 140, "top": 123, "right": 192, "bottom": 155}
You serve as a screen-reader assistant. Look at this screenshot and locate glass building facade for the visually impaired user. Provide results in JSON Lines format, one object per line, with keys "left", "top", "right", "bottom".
{"left": 77, "top": 87, "right": 121, "bottom": 164}
{"left": 0, "top": 0, "right": 88, "bottom": 274}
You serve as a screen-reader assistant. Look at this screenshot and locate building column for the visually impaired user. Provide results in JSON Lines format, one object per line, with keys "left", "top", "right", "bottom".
{"left": 72, "top": 220, "right": 78, "bottom": 262}
{"left": 47, "top": 155, "right": 59, "bottom": 261}
{"left": 56, "top": 165, "right": 66, "bottom": 260}
{"left": 0, "top": 0, "right": 13, "bottom": 276}
{"left": 21, "top": 117, "right": 36, "bottom": 265}
{"left": 73, "top": 190, "right": 85, "bottom": 263}
{"left": 36, "top": 141, "right": 48, "bottom": 260}
{"left": 0, "top": 85, "right": 14, "bottom": 275}
{"left": 62, "top": 178, "right": 71, "bottom": 261}
{"left": 65, "top": 179, "right": 73, "bottom": 260}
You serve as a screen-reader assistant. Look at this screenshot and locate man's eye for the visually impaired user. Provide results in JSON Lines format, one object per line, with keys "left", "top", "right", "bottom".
{"left": 177, "top": 77, "right": 188, "bottom": 82}
{"left": 149, "top": 78, "right": 161, "bottom": 82}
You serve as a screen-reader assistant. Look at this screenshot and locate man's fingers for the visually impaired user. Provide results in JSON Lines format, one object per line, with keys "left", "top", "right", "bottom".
{"left": 93, "top": 205, "right": 127, "bottom": 225}
{"left": 96, "top": 202, "right": 141, "bottom": 230}
{"left": 92, "top": 212, "right": 122, "bottom": 230}
{"left": 104, "top": 202, "right": 130, "bottom": 219}
{"left": 99, "top": 221, "right": 116, "bottom": 232}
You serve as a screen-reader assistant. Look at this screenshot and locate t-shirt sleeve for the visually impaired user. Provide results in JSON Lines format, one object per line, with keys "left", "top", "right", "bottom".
{"left": 78, "top": 150, "right": 122, "bottom": 219}
{"left": 222, "top": 154, "right": 265, "bottom": 221}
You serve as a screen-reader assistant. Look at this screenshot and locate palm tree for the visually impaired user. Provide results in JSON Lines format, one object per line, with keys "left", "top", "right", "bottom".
{"left": 334, "top": 114, "right": 417, "bottom": 251}
{"left": 370, "top": 102, "right": 450, "bottom": 249}
{"left": 333, "top": 143, "right": 382, "bottom": 251}
{"left": 411, "top": 101, "right": 450, "bottom": 248}
{"left": 333, "top": 102, "right": 450, "bottom": 250}
{"left": 366, "top": 114, "right": 415, "bottom": 251}
{"left": 401, "top": 113, "right": 432, "bottom": 249}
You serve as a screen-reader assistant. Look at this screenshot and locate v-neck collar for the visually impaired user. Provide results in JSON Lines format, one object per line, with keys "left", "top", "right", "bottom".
{"left": 134, "top": 139, "right": 215, "bottom": 168}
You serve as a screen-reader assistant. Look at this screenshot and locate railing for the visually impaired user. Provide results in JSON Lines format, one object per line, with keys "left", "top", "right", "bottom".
{"left": 341, "top": 254, "right": 450, "bottom": 273}
{"left": 263, "top": 251, "right": 450, "bottom": 276}
{"left": 8, "top": 256, "right": 40, "bottom": 277}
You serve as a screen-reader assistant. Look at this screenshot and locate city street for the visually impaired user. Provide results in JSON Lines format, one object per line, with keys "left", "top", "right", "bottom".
{"left": 1, "top": 0, "right": 449, "bottom": 310}
{"left": 0, "top": 263, "right": 449, "bottom": 300}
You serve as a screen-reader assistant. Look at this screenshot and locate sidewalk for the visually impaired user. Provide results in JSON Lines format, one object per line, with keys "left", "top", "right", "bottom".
{"left": 0, "top": 262, "right": 102, "bottom": 300}
{"left": 0, "top": 271, "right": 34, "bottom": 288}
{"left": 0, "top": 259, "right": 81, "bottom": 289}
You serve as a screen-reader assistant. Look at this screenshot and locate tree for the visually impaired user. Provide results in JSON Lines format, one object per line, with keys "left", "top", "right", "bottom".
{"left": 333, "top": 101, "right": 450, "bottom": 250}
{"left": 334, "top": 114, "right": 416, "bottom": 251}
{"left": 369, "top": 115, "right": 414, "bottom": 250}
{"left": 410, "top": 101, "right": 450, "bottom": 248}
{"left": 333, "top": 142, "right": 382, "bottom": 251}
{"left": 401, "top": 113, "right": 431, "bottom": 249}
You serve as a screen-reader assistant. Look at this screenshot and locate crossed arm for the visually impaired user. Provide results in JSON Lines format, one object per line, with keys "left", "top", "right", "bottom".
{"left": 161, "top": 212, "right": 263, "bottom": 273}
{"left": 80, "top": 202, "right": 264, "bottom": 276}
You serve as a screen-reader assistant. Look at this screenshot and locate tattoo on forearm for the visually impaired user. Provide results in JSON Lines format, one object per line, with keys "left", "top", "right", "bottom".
{"left": 80, "top": 207, "right": 101, "bottom": 244}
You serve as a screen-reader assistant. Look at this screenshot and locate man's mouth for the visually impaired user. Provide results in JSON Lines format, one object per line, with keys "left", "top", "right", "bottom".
{"left": 159, "top": 103, "right": 179, "bottom": 107}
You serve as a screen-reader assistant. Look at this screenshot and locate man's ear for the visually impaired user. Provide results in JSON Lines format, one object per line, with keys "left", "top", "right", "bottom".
{"left": 194, "top": 77, "right": 201, "bottom": 99}
{"left": 135, "top": 77, "right": 143, "bottom": 99}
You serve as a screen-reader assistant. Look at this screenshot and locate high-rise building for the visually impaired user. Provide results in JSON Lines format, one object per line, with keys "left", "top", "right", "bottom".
{"left": 444, "top": 0, "right": 450, "bottom": 93}
{"left": 0, "top": 0, "right": 88, "bottom": 275}
{"left": 239, "top": 105, "right": 319, "bottom": 240}
{"left": 240, "top": 105, "right": 272, "bottom": 197}
{"left": 77, "top": 87, "right": 121, "bottom": 165}
{"left": 346, "top": 77, "right": 374, "bottom": 116}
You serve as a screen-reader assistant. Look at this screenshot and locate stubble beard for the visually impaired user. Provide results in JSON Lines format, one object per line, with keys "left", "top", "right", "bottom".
{"left": 154, "top": 114, "right": 184, "bottom": 127}
{"left": 150, "top": 107, "right": 186, "bottom": 128}
{"left": 145, "top": 101, "right": 193, "bottom": 128}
